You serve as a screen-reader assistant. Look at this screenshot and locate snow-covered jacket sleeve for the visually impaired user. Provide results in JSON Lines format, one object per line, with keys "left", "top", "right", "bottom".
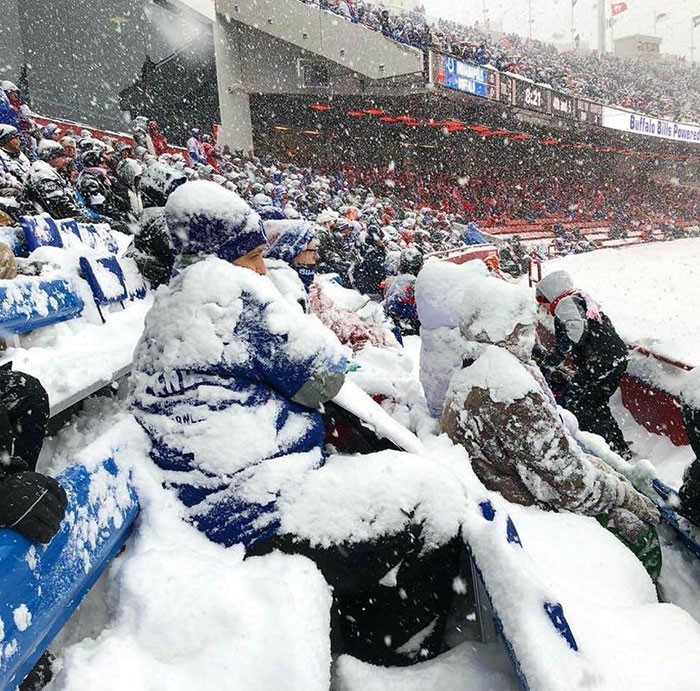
{"left": 240, "top": 290, "right": 347, "bottom": 406}
{"left": 442, "top": 384, "right": 628, "bottom": 516}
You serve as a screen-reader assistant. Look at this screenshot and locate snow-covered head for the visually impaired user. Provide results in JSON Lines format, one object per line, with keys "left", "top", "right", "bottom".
{"left": 415, "top": 259, "right": 489, "bottom": 331}
{"left": 140, "top": 162, "right": 187, "bottom": 208}
{"left": 165, "top": 181, "right": 267, "bottom": 262}
{"left": 459, "top": 270, "right": 537, "bottom": 360}
{"left": 265, "top": 223, "right": 317, "bottom": 265}
{"left": 536, "top": 270, "right": 573, "bottom": 305}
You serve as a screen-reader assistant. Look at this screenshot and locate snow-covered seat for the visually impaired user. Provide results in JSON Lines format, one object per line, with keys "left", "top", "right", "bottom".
{"left": 0, "top": 454, "right": 139, "bottom": 690}
{"left": 76, "top": 222, "right": 119, "bottom": 254}
{"left": 20, "top": 214, "right": 120, "bottom": 256}
{"left": 78, "top": 255, "right": 128, "bottom": 318}
{"left": 20, "top": 213, "right": 62, "bottom": 251}
{"left": 0, "top": 277, "right": 84, "bottom": 340}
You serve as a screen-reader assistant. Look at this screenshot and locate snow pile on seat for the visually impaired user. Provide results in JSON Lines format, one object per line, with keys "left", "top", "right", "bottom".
{"left": 279, "top": 448, "right": 467, "bottom": 549}
{"left": 51, "top": 419, "right": 333, "bottom": 691}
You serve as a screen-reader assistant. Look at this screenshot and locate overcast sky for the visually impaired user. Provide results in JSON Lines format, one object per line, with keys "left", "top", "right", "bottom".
{"left": 421, "top": 0, "right": 699, "bottom": 60}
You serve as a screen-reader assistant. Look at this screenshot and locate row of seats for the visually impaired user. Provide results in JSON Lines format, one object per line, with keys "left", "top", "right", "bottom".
{"left": 0, "top": 214, "right": 146, "bottom": 342}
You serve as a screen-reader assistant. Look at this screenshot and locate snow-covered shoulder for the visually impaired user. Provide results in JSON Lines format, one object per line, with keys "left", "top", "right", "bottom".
{"left": 446, "top": 346, "right": 539, "bottom": 405}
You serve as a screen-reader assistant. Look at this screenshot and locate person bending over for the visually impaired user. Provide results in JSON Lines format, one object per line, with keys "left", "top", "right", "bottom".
{"left": 533, "top": 270, "right": 631, "bottom": 458}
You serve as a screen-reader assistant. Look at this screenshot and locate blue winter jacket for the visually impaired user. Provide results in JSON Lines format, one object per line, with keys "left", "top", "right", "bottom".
{"left": 462, "top": 222, "right": 485, "bottom": 245}
{"left": 131, "top": 257, "right": 347, "bottom": 548}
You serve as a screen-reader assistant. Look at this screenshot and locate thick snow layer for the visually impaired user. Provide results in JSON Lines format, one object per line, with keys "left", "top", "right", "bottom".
{"left": 51, "top": 419, "right": 333, "bottom": 691}
{"left": 543, "top": 239, "right": 700, "bottom": 367}
{"left": 8, "top": 296, "right": 151, "bottom": 413}
{"left": 334, "top": 641, "right": 519, "bottom": 691}
{"left": 25, "top": 241, "right": 700, "bottom": 690}
{"left": 447, "top": 346, "right": 538, "bottom": 404}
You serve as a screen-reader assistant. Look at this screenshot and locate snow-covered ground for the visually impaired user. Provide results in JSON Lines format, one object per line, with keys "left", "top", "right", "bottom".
{"left": 25, "top": 239, "right": 700, "bottom": 690}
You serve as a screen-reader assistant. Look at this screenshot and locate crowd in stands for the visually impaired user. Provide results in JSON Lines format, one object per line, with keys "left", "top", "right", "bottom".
{"left": 298, "top": 0, "right": 700, "bottom": 123}
{"left": 3, "top": 65, "right": 700, "bottom": 690}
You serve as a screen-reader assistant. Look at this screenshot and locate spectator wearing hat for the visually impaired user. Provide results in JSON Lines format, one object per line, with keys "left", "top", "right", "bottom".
{"left": 0, "top": 124, "right": 30, "bottom": 197}
{"left": 25, "top": 140, "right": 92, "bottom": 221}
{"left": 41, "top": 123, "right": 63, "bottom": 142}
{"left": 186, "top": 128, "right": 206, "bottom": 167}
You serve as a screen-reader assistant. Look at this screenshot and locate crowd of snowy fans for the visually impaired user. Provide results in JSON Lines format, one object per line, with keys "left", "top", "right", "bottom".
{"left": 298, "top": 0, "right": 700, "bottom": 123}
{"left": 4, "top": 73, "right": 700, "bottom": 689}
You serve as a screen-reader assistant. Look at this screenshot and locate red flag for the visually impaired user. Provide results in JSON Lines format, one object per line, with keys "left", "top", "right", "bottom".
{"left": 611, "top": 2, "right": 628, "bottom": 16}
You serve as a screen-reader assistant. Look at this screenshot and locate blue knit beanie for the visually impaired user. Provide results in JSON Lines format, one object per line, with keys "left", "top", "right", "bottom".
{"left": 165, "top": 180, "right": 267, "bottom": 261}
{"left": 265, "top": 223, "right": 317, "bottom": 264}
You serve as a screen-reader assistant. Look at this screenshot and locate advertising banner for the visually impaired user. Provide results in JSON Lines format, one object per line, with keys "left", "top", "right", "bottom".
{"left": 602, "top": 106, "right": 700, "bottom": 144}
{"left": 431, "top": 52, "right": 496, "bottom": 100}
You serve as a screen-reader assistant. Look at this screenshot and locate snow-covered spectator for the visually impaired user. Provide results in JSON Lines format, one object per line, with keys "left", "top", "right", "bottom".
{"left": 130, "top": 180, "right": 464, "bottom": 666}
{"left": 25, "top": 140, "right": 93, "bottom": 221}
{"left": 186, "top": 127, "right": 206, "bottom": 167}
{"left": 534, "top": 271, "right": 630, "bottom": 458}
{"left": 440, "top": 270, "right": 661, "bottom": 579}
{"left": 0, "top": 124, "right": 30, "bottom": 197}
{"left": 128, "top": 162, "right": 187, "bottom": 288}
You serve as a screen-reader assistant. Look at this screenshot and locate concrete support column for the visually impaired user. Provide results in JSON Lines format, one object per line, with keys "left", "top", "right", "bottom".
{"left": 213, "top": 18, "right": 254, "bottom": 154}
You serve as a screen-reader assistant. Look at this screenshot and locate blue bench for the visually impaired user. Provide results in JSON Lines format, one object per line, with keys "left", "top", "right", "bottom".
{"left": 0, "top": 459, "right": 139, "bottom": 690}
{"left": 0, "top": 278, "right": 84, "bottom": 343}
{"left": 20, "top": 215, "right": 119, "bottom": 255}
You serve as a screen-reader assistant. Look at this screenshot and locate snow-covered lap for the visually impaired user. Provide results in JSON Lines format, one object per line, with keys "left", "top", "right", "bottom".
{"left": 52, "top": 420, "right": 333, "bottom": 691}
{"left": 279, "top": 449, "right": 466, "bottom": 549}
{"left": 54, "top": 550, "right": 332, "bottom": 691}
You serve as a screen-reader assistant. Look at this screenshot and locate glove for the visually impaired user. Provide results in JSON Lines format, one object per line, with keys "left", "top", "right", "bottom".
{"left": 0, "top": 472, "right": 68, "bottom": 543}
{"left": 618, "top": 479, "right": 659, "bottom": 526}
{"left": 626, "top": 459, "right": 660, "bottom": 500}
{"left": 292, "top": 368, "right": 346, "bottom": 409}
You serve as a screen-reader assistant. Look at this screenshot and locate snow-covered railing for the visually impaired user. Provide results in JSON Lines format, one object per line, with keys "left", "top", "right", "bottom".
{"left": 620, "top": 347, "right": 693, "bottom": 446}
{"left": 0, "top": 459, "right": 139, "bottom": 691}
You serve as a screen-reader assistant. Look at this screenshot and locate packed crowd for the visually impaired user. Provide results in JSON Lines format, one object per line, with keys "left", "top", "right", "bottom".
{"left": 3, "top": 75, "right": 700, "bottom": 689}
{"left": 299, "top": 0, "right": 700, "bottom": 123}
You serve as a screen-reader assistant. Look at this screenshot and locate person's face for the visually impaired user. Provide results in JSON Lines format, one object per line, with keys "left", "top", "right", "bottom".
{"left": 63, "top": 144, "right": 76, "bottom": 158}
{"left": 294, "top": 240, "right": 320, "bottom": 267}
{"left": 232, "top": 244, "right": 267, "bottom": 276}
{"left": 51, "top": 131, "right": 62, "bottom": 141}
{"left": 3, "top": 134, "right": 21, "bottom": 154}
{"left": 49, "top": 154, "right": 69, "bottom": 170}
{"left": 7, "top": 91, "right": 20, "bottom": 107}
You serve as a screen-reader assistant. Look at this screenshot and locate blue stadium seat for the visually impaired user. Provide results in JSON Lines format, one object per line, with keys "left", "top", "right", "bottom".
{"left": 76, "top": 223, "right": 119, "bottom": 254}
{"left": 0, "top": 459, "right": 139, "bottom": 691}
{"left": 55, "top": 218, "right": 83, "bottom": 249}
{"left": 79, "top": 255, "right": 129, "bottom": 308}
{"left": 20, "top": 214, "right": 63, "bottom": 252}
{"left": 0, "top": 278, "right": 84, "bottom": 335}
